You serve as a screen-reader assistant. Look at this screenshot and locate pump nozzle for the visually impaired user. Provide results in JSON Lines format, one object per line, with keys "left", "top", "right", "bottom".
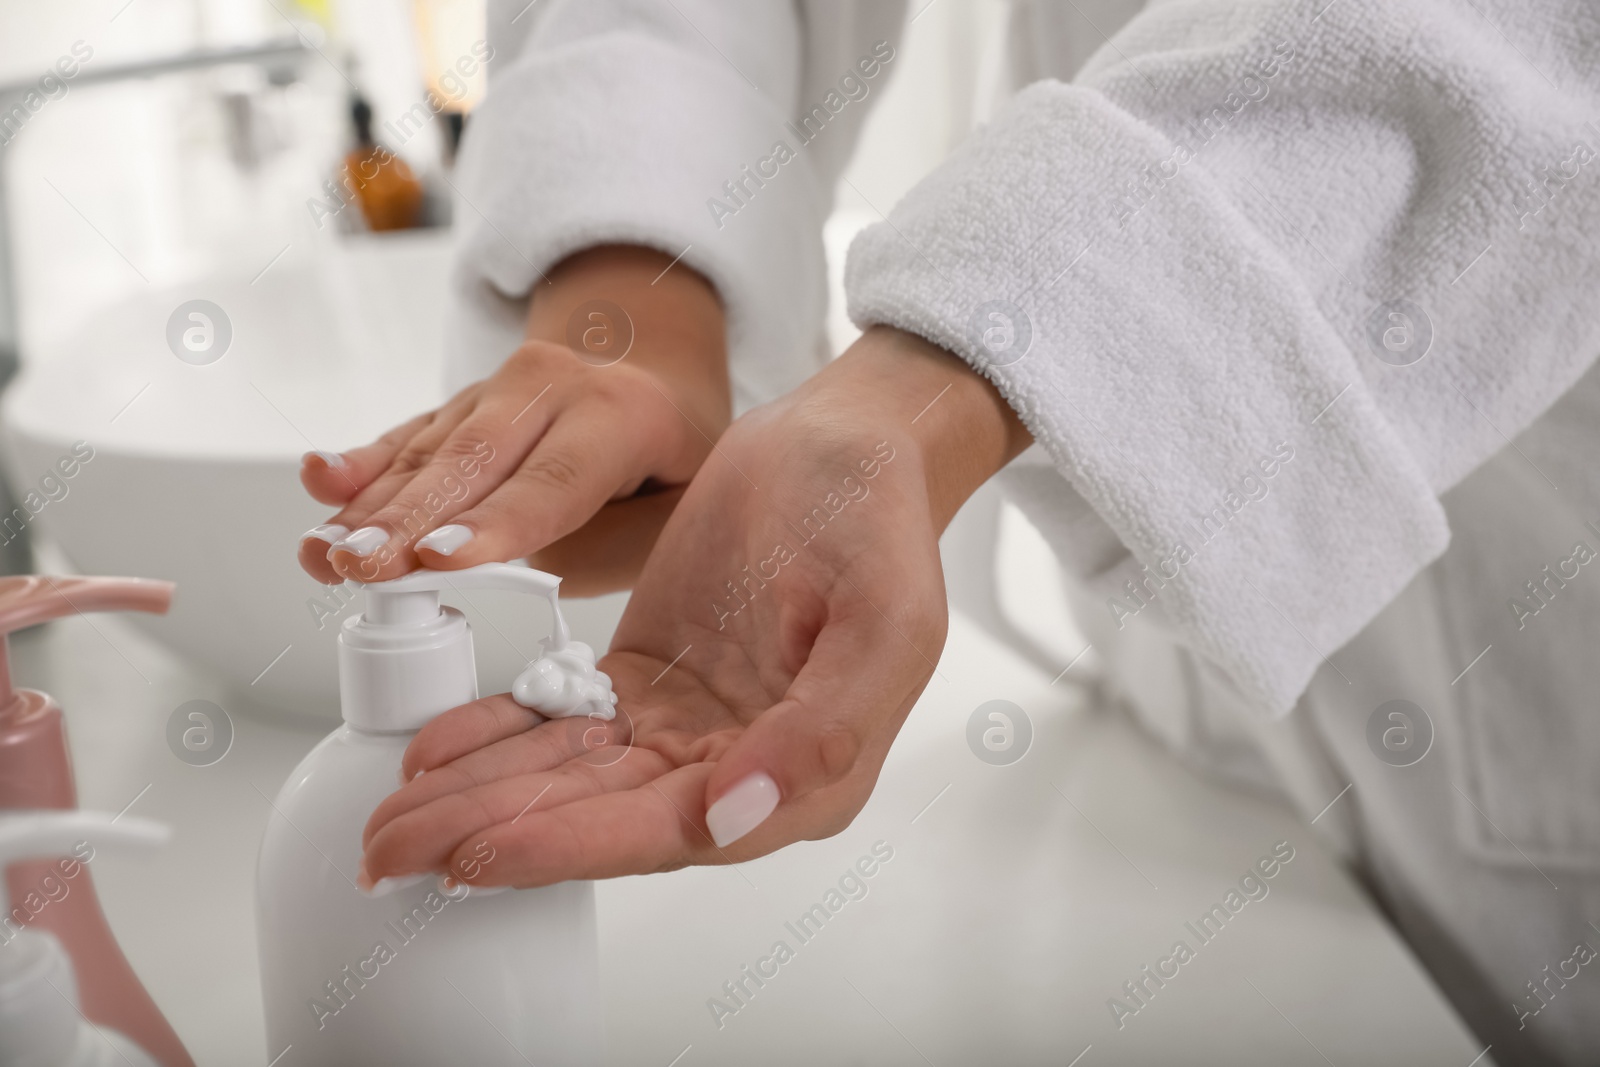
{"left": 358, "top": 562, "right": 565, "bottom": 646}
{"left": 0, "top": 812, "right": 169, "bottom": 917}
{"left": 340, "top": 563, "right": 571, "bottom": 731}
{"left": 0, "top": 577, "right": 173, "bottom": 710}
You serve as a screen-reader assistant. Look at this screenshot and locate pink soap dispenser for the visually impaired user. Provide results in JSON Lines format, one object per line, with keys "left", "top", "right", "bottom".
{"left": 0, "top": 575, "right": 192, "bottom": 1067}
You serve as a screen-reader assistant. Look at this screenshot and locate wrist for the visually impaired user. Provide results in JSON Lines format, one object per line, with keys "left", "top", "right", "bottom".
{"left": 808, "top": 326, "right": 1032, "bottom": 530}
{"left": 526, "top": 244, "right": 731, "bottom": 429}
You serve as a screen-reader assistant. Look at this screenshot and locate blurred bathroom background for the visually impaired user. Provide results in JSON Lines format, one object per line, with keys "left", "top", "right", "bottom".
{"left": 0, "top": 0, "right": 1054, "bottom": 721}
{"left": 0, "top": 4, "right": 1491, "bottom": 1064}
{"left": 0, "top": 0, "right": 1004, "bottom": 373}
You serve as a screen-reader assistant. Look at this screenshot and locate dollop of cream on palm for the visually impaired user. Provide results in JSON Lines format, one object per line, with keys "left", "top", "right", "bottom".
{"left": 510, "top": 639, "right": 617, "bottom": 720}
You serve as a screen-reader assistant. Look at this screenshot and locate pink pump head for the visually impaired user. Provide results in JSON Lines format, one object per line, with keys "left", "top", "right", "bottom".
{"left": 0, "top": 576, "right": 173, "bottom": 710}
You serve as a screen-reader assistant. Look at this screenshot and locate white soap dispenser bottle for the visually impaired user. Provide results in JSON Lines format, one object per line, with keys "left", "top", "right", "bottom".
{"left": 0, "top": 812, "right": 171, "bottom": 1067}
{"left": 257, "top": 563, "right": 605, "bottom": 1067}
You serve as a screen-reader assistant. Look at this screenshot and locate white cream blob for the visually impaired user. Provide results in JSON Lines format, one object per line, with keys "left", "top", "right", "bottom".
{"left": 511, "top": 640, "right": 617, "bottom": 720}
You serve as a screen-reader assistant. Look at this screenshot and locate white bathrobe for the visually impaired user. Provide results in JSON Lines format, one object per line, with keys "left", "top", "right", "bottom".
{"left": 449, "top": 1, "right": 1600, "bottom": 1061}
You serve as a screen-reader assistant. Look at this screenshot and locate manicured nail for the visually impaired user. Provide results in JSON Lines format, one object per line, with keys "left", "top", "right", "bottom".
{"left": 440, "top": 874, "right": 508, "bottom": 898}
{"left": 356, "top": 858, "right": 427, "bottom": 897}
{"left": 705, "top": 772, "right": 780, "bottom": 848}
{"left": 361, "top": 873, "right": 429, "bottom": 899}
{"left": 329, "top": 526, "right": 389, "bottom": 559}
{"left": 301, "top": 523, "right": 349, "bottom": 546}
{"left": 304, "top": 450, "right": 348, "bottom": 470}
{"left": 416, "top": 524, "right": 474, "bottom": 557}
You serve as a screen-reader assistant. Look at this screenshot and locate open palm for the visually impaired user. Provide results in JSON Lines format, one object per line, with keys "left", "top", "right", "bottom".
{"left": 361, "top": 396, "right": 949, "bottom": 887}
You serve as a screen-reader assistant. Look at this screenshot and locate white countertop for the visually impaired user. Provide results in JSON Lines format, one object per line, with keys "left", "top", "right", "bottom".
{"left": 22, "top": 577, "right": 1486, "bottom": 1066}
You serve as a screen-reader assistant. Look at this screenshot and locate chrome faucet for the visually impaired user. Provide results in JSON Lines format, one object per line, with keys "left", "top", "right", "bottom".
{"left": 0, "top": 38, "right": 310, "bottom": 573}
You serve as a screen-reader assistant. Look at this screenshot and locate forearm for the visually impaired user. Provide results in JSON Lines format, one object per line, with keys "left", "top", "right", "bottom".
{"left": 808, "top": 325, "right": 1032, "bottom": 531}
{"left": 841, "top": 0, "right": 1600, "bottom": 716}
{"left": 450, "top": 0, "right": 826, "bottom": 406}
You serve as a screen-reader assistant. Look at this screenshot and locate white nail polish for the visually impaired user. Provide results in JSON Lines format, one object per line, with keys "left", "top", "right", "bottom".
{"left": 361, "top": 873, "right": 428, "bottom": 899}
{"left": 705, "top": 772, "right": 780, "bottom": 848}
{"left": 439, "top": 874, "right": 508, "bottom": 898}
{"left": 301, "top": 523, "right": 349, "bottom": 546}
{"left": 416, "top": 524, "right": 474, "bottom": 556}
{"left": 330, "top": 526, "right": 389, "bottom": 558}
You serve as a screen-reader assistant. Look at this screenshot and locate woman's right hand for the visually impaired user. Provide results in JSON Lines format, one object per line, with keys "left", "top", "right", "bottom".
{"left": 296, "top": 245, "right": 730, "bottom": 593}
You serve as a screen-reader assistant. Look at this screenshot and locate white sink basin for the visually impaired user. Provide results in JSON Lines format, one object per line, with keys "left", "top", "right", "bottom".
{"left": 2, "top": 231, "right": 624, "bottom": 721}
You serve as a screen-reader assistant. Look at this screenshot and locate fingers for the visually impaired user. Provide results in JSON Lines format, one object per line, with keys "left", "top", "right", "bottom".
{"left": 320, "top": 388, "right": 525, "bottom": 581}
{"left": 297, "top": 406, "right": 463, "bottom": 582}
{"left": 398, "top": 694, "right": 548, "bottom": 784}
{"left": 370, "top": 702, "right": 630, "bottom": 840}
{"left": 328, "top": 396, "right": 487, "bottom": 527}
{"left": 362, "top": 745, "right": 671, "bottom": 883}
{"left": 443, "top": 762, "right": 718, "bottom": 888}
{"left": 322, "top": 434, "right": 511, "bottom": 582}
{"left": 702, "top": 588, "right": 945, "bottom": 849}
{"left": 366, "top": 694, "right": 632, "bottom": 851}
{"left": 297, "top": 410, "right": 436, "bottom": 507}
{"left": 298, "top": 337, "right": 705, "bottom": 584}
{"left": 297, "top": 525, "right": 352, "bottom": 585}
{"left": 406, "top": 412, "right": 649, "bottom": 573}
{"left": 323, "top": 380, "right": 666, "bottom": 582}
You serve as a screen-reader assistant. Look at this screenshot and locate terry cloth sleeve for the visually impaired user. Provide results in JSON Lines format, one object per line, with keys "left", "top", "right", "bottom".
{"left": 445, "top": 0, "right": 907, "bottom": 406}
{"left": 845, "top": 0, "right": 1600, "bottom": 715}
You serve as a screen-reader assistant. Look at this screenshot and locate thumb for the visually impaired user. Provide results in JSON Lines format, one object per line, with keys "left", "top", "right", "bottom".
{"left": 702, "top": 594, "right": 944, "bottom": 849}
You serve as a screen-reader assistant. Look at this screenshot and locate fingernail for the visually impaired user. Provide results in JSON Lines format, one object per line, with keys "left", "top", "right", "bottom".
{"left": 329, "top": 526, "right": 389, "bottom": 559}
{"left": 362, "top": 873, "right": 429, "bottom": 899}
{"left": 301, "top": 523, "right": 349, "bottom": 546}
{"left": 440, "top": 874, "right": 508, "bottom": 898}
{"left": 416, "top": 524, "right": 474, "bottom": 557}
{"left": 304, "top": 450, "right": 348, "bottom": 470}
{"left": 705, "top": 772, "right": 780, "bottom": 848}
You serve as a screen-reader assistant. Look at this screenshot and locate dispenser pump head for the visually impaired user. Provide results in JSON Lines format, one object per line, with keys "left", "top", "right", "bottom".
{"left": 359, "top": 563, "right": 564, "bottom": 639}
{"left": 339, "top": 563, "right": 566, "bottom": 732}
{"left": 0, "top": 577, "right": 173, "bottom": 709}
{"left": 0, "top": 812, "right": 169, "bottom": 917}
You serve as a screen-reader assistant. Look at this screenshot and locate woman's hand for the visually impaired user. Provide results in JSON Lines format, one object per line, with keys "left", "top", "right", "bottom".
{"left": 358, "top": 327, "right": 1031, "bottom": 888}
{"left": 298, "top": 245, "right": 728, "bottom": 593}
